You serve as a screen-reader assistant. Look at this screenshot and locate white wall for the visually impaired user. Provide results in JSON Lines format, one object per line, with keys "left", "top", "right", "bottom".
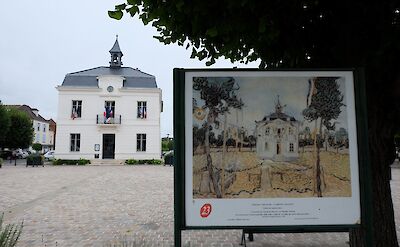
{"left": 55, "top": 76, "right": 162, "bottom": 160}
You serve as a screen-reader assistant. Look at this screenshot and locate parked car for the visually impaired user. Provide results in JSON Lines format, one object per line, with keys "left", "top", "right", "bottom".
{"left": 44, "top": 150, "right": 55, "bottom": 160}
{"left": 14, "top": 149, "right": 29, "bottom": 159}
{"left": 0, "top": 150, "right": 13, "bottom": 160}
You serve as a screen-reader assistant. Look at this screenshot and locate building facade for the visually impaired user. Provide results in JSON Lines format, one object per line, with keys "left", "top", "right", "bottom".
{"left": 55, "top": 38, "right": 162, "bottom": 161}
{"left": 255, "top": 98, "right": 299, "bottom": 161}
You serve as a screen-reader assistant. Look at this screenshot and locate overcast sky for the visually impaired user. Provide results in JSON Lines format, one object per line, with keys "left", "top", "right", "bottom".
{"left": 0, "top": 0, "right": 258, "bottom": 137}
{"left": 193, "top": 77, "right": 348, "bottom": 135}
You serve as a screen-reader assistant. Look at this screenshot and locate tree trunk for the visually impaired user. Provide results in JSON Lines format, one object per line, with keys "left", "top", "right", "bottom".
{"left": 349, "top": 107, "right": 398, "bottom": 247}
{"left": 221, "top": 113, "right": 228, "bottom": 197}
{"left": 205, "top": 115, "right": 222, "bottom": 198}
{"left": 315, "top": 119, "right": 323, "bottom": 197}
{"left": 349, "top": 65, "right": 400, "bottom": 246}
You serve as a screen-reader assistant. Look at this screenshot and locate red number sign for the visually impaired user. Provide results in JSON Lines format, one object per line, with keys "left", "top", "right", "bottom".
{"left": 200, "top": 203, "right": 212, "bottom": 218}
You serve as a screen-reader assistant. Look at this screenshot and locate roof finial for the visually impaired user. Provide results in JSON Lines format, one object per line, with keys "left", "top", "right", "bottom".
{"left": 275, "top": 95, "right": 286, "bottom": 114}
{"left": 116, "top": 34, "right": 118, "bottom": 40}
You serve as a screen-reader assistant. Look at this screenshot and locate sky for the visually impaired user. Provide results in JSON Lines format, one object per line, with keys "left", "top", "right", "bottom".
{"left": 0, "top": 0, "right": 258, "bottom": 138}
{"left": 193, "top": 76, "right": 348, "bottom": 136}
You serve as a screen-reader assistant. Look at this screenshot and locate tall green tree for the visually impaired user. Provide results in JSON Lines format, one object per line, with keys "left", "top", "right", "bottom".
{"left": 0, "top": 103, "right": 11, "bottom": 148}
{"left": 303, "top": 77, "right": 344, "bottom": 197}
{"left": 4, "top": 108, "right": 33, "bottom": 149}
{"left": 110, "top": 1, "right": 400, "bottom": 245}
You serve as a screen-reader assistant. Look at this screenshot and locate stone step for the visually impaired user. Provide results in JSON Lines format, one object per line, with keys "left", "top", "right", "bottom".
{"left": 90, "top": 159, "right": 125, "bottom": 166}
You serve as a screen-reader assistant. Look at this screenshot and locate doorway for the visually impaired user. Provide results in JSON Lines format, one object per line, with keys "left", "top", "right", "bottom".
{"left": 102, "top": 134, "right": 115, "bottom": 159}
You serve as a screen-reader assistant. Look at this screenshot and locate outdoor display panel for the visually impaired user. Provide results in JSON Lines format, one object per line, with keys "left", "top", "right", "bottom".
{"left": 174, "top": 69, "right": 370, "bottom": 235}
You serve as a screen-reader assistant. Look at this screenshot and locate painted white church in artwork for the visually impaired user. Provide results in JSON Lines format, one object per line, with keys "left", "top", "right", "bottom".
{"left": 55, "top": 37, "right": 162, "bottom": 161}
{"left": 255, "top": 97, "right": 299, "bottom": 161}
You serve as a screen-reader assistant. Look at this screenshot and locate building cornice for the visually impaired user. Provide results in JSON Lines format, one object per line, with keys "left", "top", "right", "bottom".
{"left": 119, "top": 88, "right": 161, "bottom": 94}
{"left": 56, "top": 86, "right": 102, "bottom": 92}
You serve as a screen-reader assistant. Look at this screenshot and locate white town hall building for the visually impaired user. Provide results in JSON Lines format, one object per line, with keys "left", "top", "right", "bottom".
{"left": 255, "top": 97, "right": 299, "bottom": 162}
{"left": 55, "top": 38, "right": 162, "bottom": 161}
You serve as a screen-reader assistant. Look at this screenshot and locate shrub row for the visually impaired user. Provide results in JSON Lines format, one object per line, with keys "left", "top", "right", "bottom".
{"left": 26, "top": 154, "right": 44, "bottom": 166}
{"left": 125, "top": 159, "right": 162, "bottom": 165}
{"left": 52, "top": 159, "right": 91, "bottom": 166}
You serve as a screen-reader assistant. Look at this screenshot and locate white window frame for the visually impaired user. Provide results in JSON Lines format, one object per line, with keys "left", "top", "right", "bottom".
{"left": 137, "top": 101, "right": 147, "bottom": 119}
{"left": 137, "top": 134, "right": 147, "bottom": 152}
{"left": 72, "top": 100, "right": 82, "bottom": 118}
{"left": 70, "top": 133, "right": 81, "bottom": 152}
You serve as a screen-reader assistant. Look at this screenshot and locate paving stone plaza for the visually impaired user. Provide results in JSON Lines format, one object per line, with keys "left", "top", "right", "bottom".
{"left": 1, "top": 163, "right": 399, "bottom": 247}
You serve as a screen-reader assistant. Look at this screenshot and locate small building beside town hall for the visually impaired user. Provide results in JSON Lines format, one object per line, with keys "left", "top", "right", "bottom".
{"left": 255, "top": 97, "right": 299, "bottom": 161}
{"left": 55, "top": 38, "right": 162, "bottom": 161}
{"left": 7, "top": 105, "right": 56, "bottom": 152}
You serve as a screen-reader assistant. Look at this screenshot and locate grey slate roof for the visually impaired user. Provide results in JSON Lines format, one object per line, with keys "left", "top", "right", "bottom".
{"left": 61, "top": 66, "right": 157, "bottom": 88}
{"left": 7, "top": 105, "right": 48, "bottom": 122}
{"left": 109, "top": 39, "right": 123, "bottom": 54}
{"left": 262, "top": 112, "right": 296, "bottom": 122}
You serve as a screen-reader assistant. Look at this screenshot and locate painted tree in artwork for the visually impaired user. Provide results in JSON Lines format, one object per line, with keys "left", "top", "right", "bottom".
{"left": 193, "top": 77, "right": 243, "bottom": 198}
{"left": 302, "top": 77, "right": 344, "bottom": 197}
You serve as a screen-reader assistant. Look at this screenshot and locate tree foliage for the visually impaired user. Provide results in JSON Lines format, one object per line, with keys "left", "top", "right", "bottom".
{"left": 110, "top": 1, "right": 399, "bottom": 69}
{"left": 0, "top": 103, "right": 11, "bottom": 148}
{"left": 303, "top": 77, "right": 344, "bottom": 130}
{"left": 32, "top": 143, "right": 42, "bottom": 152}
{"left": 303, "top": 77, "right": 344, "bottom": 197}
{"left": 110, "top": 1, "right": 400, "bottom": 245}
{"left": 4, "top": 108, "right": 33, "bottom": 150}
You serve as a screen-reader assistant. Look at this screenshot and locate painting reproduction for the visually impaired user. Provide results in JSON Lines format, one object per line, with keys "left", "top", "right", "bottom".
{"left": 191, "top": 74, "right": 356, "bottom": 199}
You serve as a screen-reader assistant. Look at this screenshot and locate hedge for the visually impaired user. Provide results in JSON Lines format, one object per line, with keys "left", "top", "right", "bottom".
{"left": 125, "top": 159, "right": 162, "bottom": 165}
{"left": 52, "top": 159, "right": 91, "bottom": 166}
{"left": 26, "top": 154, "right": 44, "bottom": 167}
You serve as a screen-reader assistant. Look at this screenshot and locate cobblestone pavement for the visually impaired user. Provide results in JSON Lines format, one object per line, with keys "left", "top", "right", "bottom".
{"left": 0, "top": 164, "right": 399, "bottom": 247}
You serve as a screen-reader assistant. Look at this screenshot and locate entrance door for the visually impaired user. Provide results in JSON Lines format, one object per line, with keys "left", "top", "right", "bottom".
{"left": 277, "top": 143, "right": 281, "bottom": 155}
{"left": 102, "top": 134, "right": 115, "bottom": 159}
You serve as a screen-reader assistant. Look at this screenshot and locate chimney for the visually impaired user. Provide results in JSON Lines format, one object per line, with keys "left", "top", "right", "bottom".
{"left": 32, "top": 108, "right": 39, "bottom": 116}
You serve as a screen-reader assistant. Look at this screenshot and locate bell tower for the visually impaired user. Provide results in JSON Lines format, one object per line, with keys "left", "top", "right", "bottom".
{"left": 109, "top": 35, "right": 123, "bottom": 68}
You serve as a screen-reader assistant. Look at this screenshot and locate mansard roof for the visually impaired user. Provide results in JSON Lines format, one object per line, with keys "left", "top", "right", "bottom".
{"left": 61, "top": 66, "right": 157, "bottom": 88}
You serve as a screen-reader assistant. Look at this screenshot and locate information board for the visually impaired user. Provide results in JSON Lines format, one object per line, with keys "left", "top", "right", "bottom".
{"left": 174, "top": 69, "right": 369, "bottom": 237}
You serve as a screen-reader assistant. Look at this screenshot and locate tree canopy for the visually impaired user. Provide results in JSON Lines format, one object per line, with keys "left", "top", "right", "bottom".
{"left": 110, "top": 1, "right": 399, "bottom": 69}
{"left": 4, "top": 108, "right": 33, "bottom": 150}
{"left": 0, "top": 103, "right": 11, "bottom": 148}
{"left": 110, "top": 1, "right": 400, "bottom": 246}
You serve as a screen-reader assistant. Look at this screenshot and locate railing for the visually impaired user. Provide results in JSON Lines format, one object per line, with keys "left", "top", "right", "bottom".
{"left": 96, "top": 114, "right": 121, "bottom": 125}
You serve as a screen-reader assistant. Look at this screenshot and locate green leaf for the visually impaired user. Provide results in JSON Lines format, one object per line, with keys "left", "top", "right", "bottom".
{"left": 205, "top": 27, "right": 218, "bottom": 37}
{"left": 115, "top": 4, "right": 127, "bottom": 11}
{"left": 258, "top": 21, "right": 266, "bottom": 33}
{"left": 108, "top": 10, "right": 123, "bottom": 20}
{"left": 127, "top": 6, "right": 139, "bottom": 17}
{"left": 190, "top": 48, "right": 198, "bottom": 58}
{"left": 205, "top": 58, "right": 216, "bottom": 66}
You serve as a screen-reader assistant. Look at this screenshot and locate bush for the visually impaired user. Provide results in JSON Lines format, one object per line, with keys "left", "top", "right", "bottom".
{"left": 164, "top": 151, "right": 174, "bottom": 165}
{"left": 52, "top": 159, "right": 90, "bottom": 166}
{"left": 0, "top": 212, "right": 23, "bottom": 247}
{"left": 0, "top": 158, "right": 3, "bottom": 168}
{"left": 26, "top": 154, "right": 44, "bottom": 167}
{"left": 125, "top": 159, "right": 139, "bottom": 165}
{"left": 32, "top": 143, "right": 42, "bottom": 152}
{"left": 125, "top": 159, "right": 162, "bottom": 165}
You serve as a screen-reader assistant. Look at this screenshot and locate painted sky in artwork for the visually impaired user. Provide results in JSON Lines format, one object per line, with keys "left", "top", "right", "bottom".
{"left": 193, "top": 76, "right": 348, "bottom": 135}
